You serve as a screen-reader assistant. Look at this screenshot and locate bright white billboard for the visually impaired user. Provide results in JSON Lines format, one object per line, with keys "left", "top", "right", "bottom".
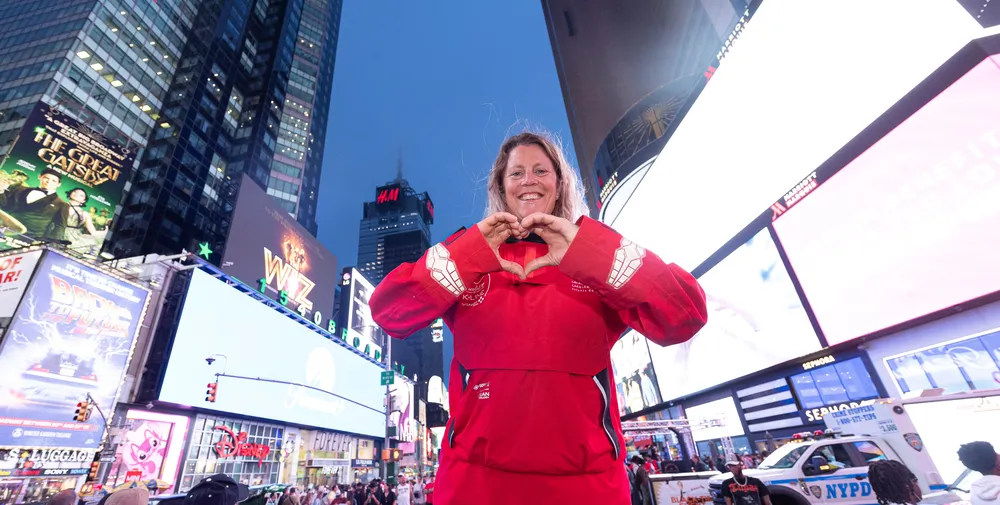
{"left": 159, "top": 269, "right": 386, "bottom": 438}
{"left": 648, "top": 228, "right": 821, "bottom": 401}
{"left": 685, "top": 397, "right": 744, "bottom": 442}
{"left": 609, "top": 0, "right": 982, "bottom": 271}
{"left": 347, "top": 268, "right": 383, "bottom": 359}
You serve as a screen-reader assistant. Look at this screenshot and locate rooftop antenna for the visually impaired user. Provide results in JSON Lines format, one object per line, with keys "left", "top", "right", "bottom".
{"left": 396, "top": 148, "right": 403, "bottom": 182}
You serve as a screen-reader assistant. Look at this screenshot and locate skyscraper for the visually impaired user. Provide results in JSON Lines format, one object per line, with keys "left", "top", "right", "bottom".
{"left": 0, "top": 0, "right": 197, "bottom": 168}
{"left": 540, "top": 0, "right": 752, "bottom": 213}
{"left": 104, "top": 0, "right": 342, "bottom": 259}
{"left": 357, "top": 169, "right": 441, "bottom": 394}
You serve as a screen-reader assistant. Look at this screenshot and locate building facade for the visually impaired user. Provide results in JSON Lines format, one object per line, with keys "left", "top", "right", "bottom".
{"left": 0, "top": 0, "right": 196, "bottom": 173}
{"left": 540, "top": 0, "right": 752, "bottom": 211}
{"left": 104, "top": 0, "right": 341, "bottom": 259}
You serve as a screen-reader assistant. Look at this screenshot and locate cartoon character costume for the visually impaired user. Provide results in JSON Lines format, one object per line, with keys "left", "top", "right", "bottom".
{"left": 370, "top": 216, "right": 707, "bottom": 505}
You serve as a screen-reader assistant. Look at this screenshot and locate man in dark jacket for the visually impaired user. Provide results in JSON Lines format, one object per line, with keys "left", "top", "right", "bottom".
{"left": 0, "top": 168, "right": 68, "bottom": 238}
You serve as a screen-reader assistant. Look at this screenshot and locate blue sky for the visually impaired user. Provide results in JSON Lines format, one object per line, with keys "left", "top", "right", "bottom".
{"left": 315, "top": 0, "right": 574, "bottom": 266}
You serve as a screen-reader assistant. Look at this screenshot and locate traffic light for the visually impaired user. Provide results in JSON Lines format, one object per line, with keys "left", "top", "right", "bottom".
{"left": 381, "top": 448, "right": 402, "bottom": 461}
{"left": 88, "top": 460, "right": 100, "bottom": 481}
{"left": 205, "top": 382, "right": 218, "bottom": 403}
{"left": 74, "top": 401, "right": 90, "bottom": 422}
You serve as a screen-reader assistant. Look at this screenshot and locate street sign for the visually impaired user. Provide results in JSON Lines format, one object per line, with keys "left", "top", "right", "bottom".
{"left": 380, "top": 371, "right": 394, "bottom": 386}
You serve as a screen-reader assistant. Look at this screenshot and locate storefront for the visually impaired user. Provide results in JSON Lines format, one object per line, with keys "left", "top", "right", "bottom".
{"left": 103, "top": 409, "right": 190, "bottom": 495}
{"left": 295, "top": 431, "right": 353, "bottom": 488}
{"left": 733, "top": 350, "right": 885, "bottom": 451}
{"left": 352, "top": 439, "right": 378, "bottom": 483}
{"left": 862, "top": 299, "right": 1000, "bottom": 492}
{"left": 177, "top": 414, "right": 285, "bottom": 492}
{"left": 0, "top": 448, "right": 95, "bottom": 505}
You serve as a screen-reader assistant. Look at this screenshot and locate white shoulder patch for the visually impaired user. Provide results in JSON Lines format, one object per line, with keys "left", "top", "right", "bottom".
{"left": 607, "top": 238, "right": 646, "bottom": 289}
{"left": 426, "top": 243, "right": 466, "bottom": 296}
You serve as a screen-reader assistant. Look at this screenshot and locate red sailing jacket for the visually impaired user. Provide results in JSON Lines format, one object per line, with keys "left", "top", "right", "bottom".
{"left": 370, "top": 216, "right": 707, "bottom": 502}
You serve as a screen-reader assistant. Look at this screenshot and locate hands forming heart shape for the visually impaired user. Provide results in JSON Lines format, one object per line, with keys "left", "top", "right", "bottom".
{"left": 477, "top": 212, "right": 579, "bottom": 279}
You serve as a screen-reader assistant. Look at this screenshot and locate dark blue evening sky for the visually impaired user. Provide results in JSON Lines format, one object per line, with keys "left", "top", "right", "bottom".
{"left": 316, "top": 0, "right": 574, "bottom": 267}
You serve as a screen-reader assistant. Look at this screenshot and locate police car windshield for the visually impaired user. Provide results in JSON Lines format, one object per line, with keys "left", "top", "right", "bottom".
{"left": 758, "top": 444, "right": 809, "bottom": 469}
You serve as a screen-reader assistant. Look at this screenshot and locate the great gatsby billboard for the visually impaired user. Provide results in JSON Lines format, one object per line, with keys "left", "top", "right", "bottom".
{"left": 0, "top": 103, "right": 136, "bottom": 255}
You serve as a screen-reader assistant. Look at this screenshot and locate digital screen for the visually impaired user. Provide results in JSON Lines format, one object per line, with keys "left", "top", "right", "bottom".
{"left": 0, "top": 103, "right": 137, "bottom": 255}
{"left": 223, "top": 174, "right": 338, "bottom": 326}
{"left": 884, "top": 328, "right": 1000, "bottom": 396}
{"left": 772, "top": 54, "right": 1000, "bottom": 345}
{"left": 159, "top": 269, "right": 385, "bottom": 438}
{"left": 105, "top": 410, "right": 189, "bottom": 493}
{"left": 648, "top": 228, "right": 821, "bottom": 401}
{"left": 0, "top": 252, "right": 149, "bottom": 448}
{"left": 608, "top": 0, "right": 981, "bottom": 271}
{"left": 389, "top": 378, "right": 416, "bottom": 443}
{"left": 346, "top": 268, "right": 384, "bottom": 359}
{"left": 610, "top": 331, "right": 662, "bottom": 416}
{"left": 684, "top": 397, "right": 744, "bottom": 442}
{"left": 789, "top": 357, "right": 880, "bottom": 409}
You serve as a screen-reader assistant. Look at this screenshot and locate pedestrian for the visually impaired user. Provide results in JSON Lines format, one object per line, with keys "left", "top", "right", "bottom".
{"left": 868, "top": 460, "right": 922, "bottom": 505}
{"left": 692, "top": 455, "right": 709, "bottom": 472}
{"left": 631, "top": 455, "right": 654, "bottom": 505}
{"left": 959, "top": 441, "right": 1000, "bottom": 505}
{"left": 370, "top": 131, "right": 707, "bottom": 505}
{"left": 722, "top": 461, "right": 772, "bottom": 505}
{"left": 423, "top": 475, "right": 435, "bottom": 505}
{"left": 412, "top": 478, "right": 425, "bottom": 505}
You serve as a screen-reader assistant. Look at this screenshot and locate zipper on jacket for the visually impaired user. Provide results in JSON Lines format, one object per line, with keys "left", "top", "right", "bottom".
{"left": 593, "top": 369, "right": 621, "bottom": 460}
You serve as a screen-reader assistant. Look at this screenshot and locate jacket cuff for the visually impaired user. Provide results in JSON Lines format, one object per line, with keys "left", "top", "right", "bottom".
{"left": 558, "top": 216, "right": 618, "bottom": 287}
{"left": 425, "top": 225, "right": 501, "bottom": 298}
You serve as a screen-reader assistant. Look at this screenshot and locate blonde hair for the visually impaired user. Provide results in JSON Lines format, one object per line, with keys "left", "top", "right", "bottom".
{"left": 485, "top": 132, "right": 590, "bottom": 221}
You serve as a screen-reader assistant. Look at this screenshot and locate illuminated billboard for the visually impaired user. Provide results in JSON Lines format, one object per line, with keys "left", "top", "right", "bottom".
{"left": 389, "top": 377, "right": 416, "bottom": 443}
{"left": 608, "top": 0, "right": 982, "bottom": 271}
{"left": 648, "top": 228, "right": 821, "bottom": 401}
{"left": 0, "top": 251, "right": 150, "bottom": 448}
{"left": 610, "top": 332, "right": 662, "bottom": 416}
{"left": 0, "top": 103, "right": 136, "bottom": 255}
{"left": 0, "top": 250, "right": 42, "bottom": 324}
{"left": 223, "top": 174, "right": 338, "bottom": 328}
{"left": 773, "top": 52, "right": 1000, "bottom": 345}
{"left": 345, "top": 268, "right": 384, "bottom": 360}
{"left": 158, "top": 269, "right": 385, "bottom": 438}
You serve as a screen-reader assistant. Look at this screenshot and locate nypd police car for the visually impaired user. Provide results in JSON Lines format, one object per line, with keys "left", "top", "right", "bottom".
{"left": 707, "top": 400, "right": 957, "bottom": 505}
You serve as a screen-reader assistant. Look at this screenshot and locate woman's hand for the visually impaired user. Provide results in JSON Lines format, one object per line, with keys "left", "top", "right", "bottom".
{"left": 477, "top": 212, "right": 527, "bottom": 279}
{"left": 520, "top": 213, "right": 579, "bottom": 275}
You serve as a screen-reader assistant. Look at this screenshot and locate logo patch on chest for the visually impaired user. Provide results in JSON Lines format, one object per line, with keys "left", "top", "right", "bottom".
{"left": 460, "top": 274, "right": 490, "bottom": 307}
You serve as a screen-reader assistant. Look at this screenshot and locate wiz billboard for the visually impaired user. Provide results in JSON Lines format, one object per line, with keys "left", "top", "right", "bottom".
{"left": 222, "top": 175, "right": 338, "bottom": 326}
{"left": 0, "top": 252, "right": 149, "bottom": 448}
{"left": 0, "top": 103, "right": 136, "bottom": 255}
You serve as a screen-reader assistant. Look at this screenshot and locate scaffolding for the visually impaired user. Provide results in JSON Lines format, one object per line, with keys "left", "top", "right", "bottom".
{"left": 621, "top": 418, "right": 725, "bottom": 438}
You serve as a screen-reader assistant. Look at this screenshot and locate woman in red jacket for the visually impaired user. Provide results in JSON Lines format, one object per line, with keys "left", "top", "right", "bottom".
{"left": 370, "top": 132, "right": 708, "bottom": 505}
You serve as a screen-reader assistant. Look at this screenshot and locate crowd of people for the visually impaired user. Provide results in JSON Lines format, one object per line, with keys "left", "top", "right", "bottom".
{"left": 265, "top": 475, "right": 436, "bottom": 505}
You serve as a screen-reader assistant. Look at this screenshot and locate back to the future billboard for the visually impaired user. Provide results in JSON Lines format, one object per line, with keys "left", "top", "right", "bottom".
{"left": 0, "top": 251, "right": 150, "bottom": 448}
{"left": 222, "top": 175, "right": 338, "bottom": 327}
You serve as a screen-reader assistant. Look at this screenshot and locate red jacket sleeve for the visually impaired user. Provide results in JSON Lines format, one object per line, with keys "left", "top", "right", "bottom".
{"left": 370, "top": 225, "right": 502, "bottom": 339}
{"left": 558, "top": 216, "right": 708, "bottom": 346}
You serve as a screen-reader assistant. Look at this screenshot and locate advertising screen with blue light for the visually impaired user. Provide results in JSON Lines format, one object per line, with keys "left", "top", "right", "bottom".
{"left": 158, "top": 269, "right": 386, "bottom": 438}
